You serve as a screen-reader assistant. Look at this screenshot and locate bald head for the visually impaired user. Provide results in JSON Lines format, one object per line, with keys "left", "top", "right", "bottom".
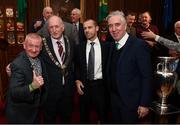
{"left": 48, "top": 15, "right": 64, "bottom": 39}
{"left": 43, "top": 6, "right": 53, "bottom": 20}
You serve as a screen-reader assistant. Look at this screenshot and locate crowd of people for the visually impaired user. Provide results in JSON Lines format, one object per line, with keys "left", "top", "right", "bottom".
{"left": 4, "top": 6, "right": 180, "bottom": 124}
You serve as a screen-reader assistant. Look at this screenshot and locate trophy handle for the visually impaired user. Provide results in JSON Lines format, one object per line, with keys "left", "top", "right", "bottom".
{"left": 157, "top": 63, "right": 164, "bottom": 72}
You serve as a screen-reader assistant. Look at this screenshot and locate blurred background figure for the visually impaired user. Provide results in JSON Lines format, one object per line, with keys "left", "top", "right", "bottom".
{"left": 71, "top": 8, "right": 86, "bottom": 44}
{"left": 125, "top": 11, "right": 137, "bottom": 36}
{"left": 30, "top": 6, "right": 53, "bottom": 33}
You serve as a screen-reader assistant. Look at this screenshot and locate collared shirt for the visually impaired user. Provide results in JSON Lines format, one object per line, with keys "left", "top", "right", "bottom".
{"left": 115, "top": 32, "right": 129, "bottom": 49}
{"left": 86, "top": 37, "right": 102, "bottom": 80}
{"left": 51, "top": 35, "right": 65, "bottom": 65}
{"left": 175, "top": 33, "right": 180, "bottom": 43}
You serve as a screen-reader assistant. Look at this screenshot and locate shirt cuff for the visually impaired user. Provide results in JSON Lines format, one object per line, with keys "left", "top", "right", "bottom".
{"left": 155, "top": 35, "right": 160, "bottom": 41}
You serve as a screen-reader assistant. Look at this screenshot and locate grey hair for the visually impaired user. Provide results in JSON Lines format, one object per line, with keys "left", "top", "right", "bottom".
{"left": 174, "top": 20, "right": 180, "bottom": 28}
{"left": 106, "top": 10, "right": 126, "bottom": 24}
{"left": 72, "top": 8, "right": 81, "bottom": 16}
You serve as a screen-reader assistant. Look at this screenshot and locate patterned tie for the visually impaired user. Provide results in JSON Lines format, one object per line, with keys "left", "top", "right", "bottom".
{"left": 87, "top": 42, "right": 95, "bottom": 80}
{"left": 29, "top": 57, "right": 42, "bottom": 76}
{"left": 57, "top": 41, "right": 65, "bottom": 64}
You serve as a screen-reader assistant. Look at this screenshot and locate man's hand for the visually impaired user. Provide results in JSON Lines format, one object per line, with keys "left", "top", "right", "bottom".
{"left": 31, "top": 70, "right": 44, "bottom": 89}
{"left": 141, "top": 29, "right": 156, "bottom": 39}
{"left": 169, "top": 49, "right": 180, "bottom": 58}
{"left": 75, "top": 80, "right": 84, "bottom": 95}
{"left": 137, "top": 106, "right": 149, "bottom": 118}
{"left": 6, "top": 63, "right": 11, "bottom": 77}
{"left": 145, "top": 40, "right": 157, "bottom": 47}
{"left": 34, "top": 21, "right": 42, "bottom": 29}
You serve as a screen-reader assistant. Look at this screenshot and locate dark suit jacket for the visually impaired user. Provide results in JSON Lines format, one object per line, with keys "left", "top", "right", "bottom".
{"left": 5, "top": 51, "right": 48, "bottom": 123}
{"left": 78, "top": 23, "right": 86, "bottom": 44}
{"left": 75, "top": 40, "right": 110, "bottom": 88}
{"left": 30, "top": 17, "right": 46, "bottom": 33}
{"left": 40, "top": 36, "right": 75, "bottom": 107}
{"left": 107, "top": 35, "right": 152, "bottom": 110}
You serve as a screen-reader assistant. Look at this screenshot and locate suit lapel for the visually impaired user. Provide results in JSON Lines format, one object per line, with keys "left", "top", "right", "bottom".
{"left": 82, "top": 42, "right": 87, "bottom": 73}
{"left": 46, "top": 37, "right": 59, "bottom": 62}
{"left": 21, "top": 51, "right": 33, "bottom": 79}
{"left": 100, "top": 41, "right": 106, "bottom": 71}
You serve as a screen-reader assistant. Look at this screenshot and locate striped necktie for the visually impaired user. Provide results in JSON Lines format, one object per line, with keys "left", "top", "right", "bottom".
{"left": 57, "top": 41, "right": 65, "bottom": 64}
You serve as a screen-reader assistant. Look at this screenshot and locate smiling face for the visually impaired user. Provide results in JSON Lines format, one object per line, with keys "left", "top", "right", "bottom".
{"left": 71, "top": 9, "right": 80, "bottom": 23}
{"left": 126, "top": 14, "right": 136, "bottom": 26}
{"left": 140, "top": 12, "right": 151, "bottom": 27}
{"left": 83, "top": 19, "right": 99, "bottom": 41}
{"left": 48, "top": 16, "right": 64, "bottom": 39}
{"left": 23, "top": 33, "right": 42, "bottom": 58}
{"left": 108, "top": 15, "right": 127, "bottom": 42}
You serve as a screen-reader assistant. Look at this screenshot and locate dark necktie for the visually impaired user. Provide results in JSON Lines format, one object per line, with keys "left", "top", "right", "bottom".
{"left": 87, "top": 42, "right": 95, "bottom": 80}
{"left": 74, "top": 24, "right": 78, "bottom": 32}
{"left": 73, "top": 24, "right": 79, "bottom": 45}
{"left": 57, "top": 41, "right": 65, "bottom": 64}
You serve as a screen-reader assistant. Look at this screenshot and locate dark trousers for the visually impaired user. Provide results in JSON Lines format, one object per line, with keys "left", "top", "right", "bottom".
{"left": 111, "top": 92, "right": 139, "bottom": 124}
{"left": 79, "top": 79, "right": 108, "bottom": 123}
{"left": 43, "top": 91, "right": 73, "bottom": 123}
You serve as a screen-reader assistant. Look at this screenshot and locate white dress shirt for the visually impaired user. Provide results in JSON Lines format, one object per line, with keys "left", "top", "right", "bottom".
{"left": 51, "top": 35, "right": 65, "bottom": 65}
{"left": 115, "top": 33, "right": 129, "bottom": 49}
{"left": 86, "top": 37, "right": 102, "bottom": 80}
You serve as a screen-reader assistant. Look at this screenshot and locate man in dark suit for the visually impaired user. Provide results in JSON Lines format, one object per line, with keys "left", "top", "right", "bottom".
{"left": 5, "top": 33, "right": 47, "bottom": 123}
{"left": 106, "top": 10, "right": 152, "bottom": 123}
{"left": 41, "top": 15, "right": 75, "bottom": 123}
{"left": 30, "top": 6, "right": 53, "bottom": 33}
{"left": 71, "top": 8, "right": 86, "bottom": 44}
{"left": 75, "top": 19, "right": 109, "bottom": 123}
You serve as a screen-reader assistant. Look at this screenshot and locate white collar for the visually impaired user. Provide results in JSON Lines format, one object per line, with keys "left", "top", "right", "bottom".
{"left": 51, "top": 35, "right": 64, "bottom": 44}
{"left": 175, "top": 33, "right": 180, "bottom": 39}
{"left": 116, "top": 33, "right": 129, "bottom": 49}
{"left": 87, "top": 37, "right": 100, "bottom": 45}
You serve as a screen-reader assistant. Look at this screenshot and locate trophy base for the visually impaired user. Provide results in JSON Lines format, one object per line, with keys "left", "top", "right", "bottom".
{"left": 151, "top": 101, "right": 180, "bottom": 115}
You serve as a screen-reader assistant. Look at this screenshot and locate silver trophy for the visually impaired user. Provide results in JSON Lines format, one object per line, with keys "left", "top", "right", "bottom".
{"left": 154, "top": 56, "right": 178, "bottom": 114}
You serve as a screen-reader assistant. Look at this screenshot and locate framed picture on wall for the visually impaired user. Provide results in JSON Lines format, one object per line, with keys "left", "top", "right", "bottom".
{"left": 50, "top": 0, "right": 80, "bottom": 22}
{"left": 0, "top": 32, "right": 4, "bottom": 39}
{"left": 16, "top": 22, "right": 24, "bottom": 31}
{"left": 0, "top": 8, "right": 3, "bottom": 18}
{"left": 7, "top": 32, "right": 15, "bottom": 44}
{"left": 6, "top": 19, "right": 15, "bottom": 31}
{"left": 0, "top": 19, "right": 4, "bottom": 32}
{"left": 5, "top": 8, "right": 14, "bottom": 18}
{"left": 17, "top": 32, "right": 24, "bottom": 44}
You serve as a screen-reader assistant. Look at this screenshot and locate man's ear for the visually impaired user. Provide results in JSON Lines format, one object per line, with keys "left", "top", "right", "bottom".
{"left": 96, "top": 26, "right": 99, "bottom": 32}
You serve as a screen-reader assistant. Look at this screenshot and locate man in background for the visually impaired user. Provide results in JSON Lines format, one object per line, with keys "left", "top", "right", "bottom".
{"left": 30, "top": 6, "right": 53, "bottom": 33}
{"left": 71, "top": 8, "right": 86, "bottom": 44}
{"left": 125, "top": 11, "right": 136, "bottom": 36}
